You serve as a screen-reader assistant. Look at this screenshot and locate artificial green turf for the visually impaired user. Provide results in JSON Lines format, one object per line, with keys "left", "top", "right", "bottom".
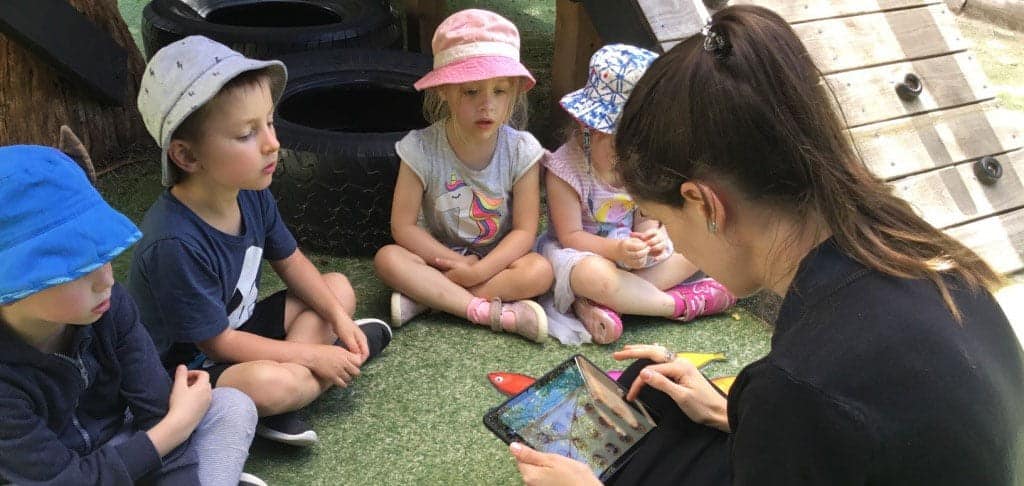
{"left": 108, "top": 1, "right": 771, "bottom": 483}
{"left": 99, "top": 142, "right": 772, "bottom": 486}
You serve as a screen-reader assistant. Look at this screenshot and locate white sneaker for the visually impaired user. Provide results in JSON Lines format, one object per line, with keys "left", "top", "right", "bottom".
{"left": 239, "top": 472, "right": 268, "bottom": 486}
{"left": 390, "top": 292, "right": 429, "bottom": 327}
{"left": 255, "top": 411, "right": 318, "bottom": 447}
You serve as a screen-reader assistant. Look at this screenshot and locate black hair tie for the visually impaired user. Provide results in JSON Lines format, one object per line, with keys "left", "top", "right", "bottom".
{"left": 701, "top": 20, "right": 731, "bottom": 60}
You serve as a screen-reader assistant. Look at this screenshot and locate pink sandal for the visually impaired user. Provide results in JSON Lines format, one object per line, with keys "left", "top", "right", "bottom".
{"left": 573, "top": 298, "right": 623, "bottom": 344}
{"left": 666, "top": 278, "right": 736, "bottom": 321}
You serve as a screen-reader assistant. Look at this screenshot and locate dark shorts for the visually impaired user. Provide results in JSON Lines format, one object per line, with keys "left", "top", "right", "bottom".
{"left": 194, "top": 290, "right": 289, "bottom": 386}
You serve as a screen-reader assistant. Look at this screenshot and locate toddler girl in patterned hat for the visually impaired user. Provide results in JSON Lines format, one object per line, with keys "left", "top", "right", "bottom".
{"left": 538, "top": 44, "right": 735, "bottom": 344}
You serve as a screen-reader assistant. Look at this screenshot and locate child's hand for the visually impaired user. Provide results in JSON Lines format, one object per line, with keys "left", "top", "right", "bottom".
{"left": 632, "top": 225, "right": 669, "bottom": 258}
{"left": 307, "top": 345, "right": 362, "bottom": 388}
{"left": 166, "top": 365, "right": 212, "bottom": 434}
{"left": 434, "top": 257, "right": 485, "bottom": 288}
{"left": 332, "top": 317, "right": 370, "bottom": 363}
{"left": 616, "top": 237, "right": 650, "bottom": 269}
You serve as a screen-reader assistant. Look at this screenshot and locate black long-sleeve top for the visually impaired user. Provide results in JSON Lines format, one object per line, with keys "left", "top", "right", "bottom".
{"left": 728, "top": 239, "right": 1024, "bottom": 484}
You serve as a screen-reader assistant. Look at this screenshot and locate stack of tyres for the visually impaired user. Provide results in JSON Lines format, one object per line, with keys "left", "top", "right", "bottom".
{"left": 141, "top": 0, "right": 402, "bottom": 59}
{"left": 140, "top": 0, "right": 432, "bottom": 256}
{"left": 271, "top": 48, "right": 431, "bottom": 256}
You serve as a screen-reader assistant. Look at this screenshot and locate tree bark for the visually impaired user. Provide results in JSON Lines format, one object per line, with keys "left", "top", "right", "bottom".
{"left": 0, "top": 0, "right": 152, "bottom": 168}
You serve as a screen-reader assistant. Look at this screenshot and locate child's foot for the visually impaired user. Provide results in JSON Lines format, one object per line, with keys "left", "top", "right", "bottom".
{"left": 239, "top": 472, "right": 268, "bottom": 486}
{"left": 572, "top": 298, "right": 623, "bottom": 344}
{"left": 489, "top": 299, "right": 548, "bottom": 343}
{"left": 666, "top": 278, "right": 737, "bottom": 321}
{"left": 256, "top": 411, "right": 317, "bottom": 447}
{"left": 390, "top": 291, "right": 428, "bottom": 327}
{"left": 355, "top": 318, "right": 392, "bottom": 361}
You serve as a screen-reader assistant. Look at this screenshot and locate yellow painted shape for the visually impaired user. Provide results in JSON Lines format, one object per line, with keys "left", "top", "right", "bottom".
{"left": 677, "top": 352, "right": 727, "bottom": 369}
{"left": 711, "top": 376, "right": 737, "bottom": 395}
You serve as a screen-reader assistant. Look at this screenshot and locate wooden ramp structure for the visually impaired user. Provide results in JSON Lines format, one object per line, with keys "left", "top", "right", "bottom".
{"left": 558, "top": 0, "right": 1024, "bottom": 274}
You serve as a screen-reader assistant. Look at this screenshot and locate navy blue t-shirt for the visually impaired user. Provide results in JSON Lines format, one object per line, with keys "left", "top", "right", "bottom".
{"left": 127, "top": 189, "right": 297, "bottom": 367}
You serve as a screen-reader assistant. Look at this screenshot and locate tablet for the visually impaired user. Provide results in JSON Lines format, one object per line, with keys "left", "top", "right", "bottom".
{"left": 483, "top": 354, "right": 657, "bottom": 481}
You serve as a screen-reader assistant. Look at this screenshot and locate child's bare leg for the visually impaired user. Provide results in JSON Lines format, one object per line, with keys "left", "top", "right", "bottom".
{"left": 570, "top": 256, "right": 677, "bottom": 317}
{"left": 374, "top": 244, "right": 476, "bottom": 316}
{"left": 469, "top": 252, "right": 553, "bottom": 300}
{"left": 216, "top": 360, "right": 327, "bottom": 416}
{"left": 283, "top": 272, "right": 356, "bottom": 345}
{"left": 633, "top": 253, "right": 699, "bottom": 290}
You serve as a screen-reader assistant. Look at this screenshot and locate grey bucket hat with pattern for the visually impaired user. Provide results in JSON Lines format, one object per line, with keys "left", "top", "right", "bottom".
{"left": 137, "top": 35, "right": 287, "bottom": 186}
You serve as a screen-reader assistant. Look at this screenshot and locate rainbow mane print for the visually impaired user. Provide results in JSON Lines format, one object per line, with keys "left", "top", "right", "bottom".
{"left": 438, "top": 173, "right": 504, "bottom": 246}
{"left": 469, "top": 190, "right": 502, "bottom": 245}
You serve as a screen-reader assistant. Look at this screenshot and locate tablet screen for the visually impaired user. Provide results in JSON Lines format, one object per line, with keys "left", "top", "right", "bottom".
{"left": 487, "top": 355, "right": 656, "bottom": 479}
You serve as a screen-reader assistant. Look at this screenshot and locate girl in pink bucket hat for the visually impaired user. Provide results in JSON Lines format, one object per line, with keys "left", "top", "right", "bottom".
{"left": 373, "top": 9, "right": 553, "bottom": 342}
{"left": 537, "top": 44, "right": 735, "bottom": 345}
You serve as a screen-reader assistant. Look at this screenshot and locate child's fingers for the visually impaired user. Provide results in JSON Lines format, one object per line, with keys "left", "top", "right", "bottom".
{"left": 623, "top": 238, "right": 646, "bottom": 251}
{"left": 172, "top": 364, "right": 188, "bottom": 389}
{"left": 630, "top": 229, "right": 659, "bottom": 241}
{"left": 433, "top": 257, "right": 456, "bottom": 270}
{"left": 186, "top": 370, "right": 209, "bottom": 389}
{"left": 355, "top": 331, "right": 370, "bottom": 362}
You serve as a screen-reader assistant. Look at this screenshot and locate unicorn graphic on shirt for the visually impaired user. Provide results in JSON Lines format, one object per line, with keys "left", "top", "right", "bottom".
{"left": 435, "top": 172, "right": 503, "bottom": 246}
{"left": 589, "top": 192, "right": 635, "bottom": 237}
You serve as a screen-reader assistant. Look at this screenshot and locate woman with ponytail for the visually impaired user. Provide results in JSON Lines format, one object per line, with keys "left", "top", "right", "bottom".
{"left": 511, "top": 6, "right": 1024, "bottom": 485}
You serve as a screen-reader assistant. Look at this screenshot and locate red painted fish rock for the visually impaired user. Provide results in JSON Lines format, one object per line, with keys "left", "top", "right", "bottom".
{"left": 488, "top": 372, "right": 536, "bottom": 396}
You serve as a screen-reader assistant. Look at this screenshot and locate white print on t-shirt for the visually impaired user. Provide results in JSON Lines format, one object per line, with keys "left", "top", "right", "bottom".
{"left": 226, "top": 246, "right": 263, "bottom": 329}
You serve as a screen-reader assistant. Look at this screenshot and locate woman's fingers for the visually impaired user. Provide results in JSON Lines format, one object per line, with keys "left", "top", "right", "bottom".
{"left": 612, "top": 344, "right": 673, "bottom": 363}
{"left": 510, "top": 442, "right": 550, "bottom": 467}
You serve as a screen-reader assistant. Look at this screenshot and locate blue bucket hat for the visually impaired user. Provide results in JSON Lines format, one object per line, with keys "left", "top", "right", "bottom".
{"left": 0, "top": 145, "right": 141, "bottom": 305}
{"left": 560, "top": 44, "right": 659, "bottom": 134}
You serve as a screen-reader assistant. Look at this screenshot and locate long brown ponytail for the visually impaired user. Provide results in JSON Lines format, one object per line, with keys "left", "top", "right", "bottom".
{"left": 614, "top": 5, "right": 1003, "bottom": 320}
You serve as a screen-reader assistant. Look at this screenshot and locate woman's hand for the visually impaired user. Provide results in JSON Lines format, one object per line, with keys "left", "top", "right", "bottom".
{"left": 510, "top": 442, "right": 602, "bottom": 486}
{"left": 625, "top": 360, "right": 731, "bottom": 432}
{"left": 612, "top": 343, "right": 677, "bottom": 364}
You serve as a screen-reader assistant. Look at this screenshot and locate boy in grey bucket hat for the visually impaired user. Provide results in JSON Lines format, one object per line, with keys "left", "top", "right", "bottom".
{"left": 130, "top": 35, "right": 393, "bottom": 448}
{"left": 137, "top": 35, "right": 286, "bottom": 187}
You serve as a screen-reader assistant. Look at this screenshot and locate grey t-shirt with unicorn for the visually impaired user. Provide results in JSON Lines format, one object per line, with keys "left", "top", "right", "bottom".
{"left": 395, "top": 121, "right": 544, "bottom": 256}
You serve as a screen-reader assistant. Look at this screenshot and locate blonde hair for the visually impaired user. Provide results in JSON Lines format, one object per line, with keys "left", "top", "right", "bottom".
{"left": 422, "top": 77, "right": 530, "bottom": 131}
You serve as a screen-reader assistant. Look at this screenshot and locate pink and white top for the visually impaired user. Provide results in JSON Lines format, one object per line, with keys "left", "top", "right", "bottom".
{"left": 544, "top": 142, "right": 636, "bottom": 239}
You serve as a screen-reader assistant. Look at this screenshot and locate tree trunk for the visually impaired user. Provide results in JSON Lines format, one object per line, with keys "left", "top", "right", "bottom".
{"left": 0, "top": 0, "right": 152, "bottom": 168}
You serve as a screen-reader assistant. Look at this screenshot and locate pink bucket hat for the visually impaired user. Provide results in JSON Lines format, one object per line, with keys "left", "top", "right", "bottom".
{"left": 413, "top": 9, "right": 535, "bottom": 92}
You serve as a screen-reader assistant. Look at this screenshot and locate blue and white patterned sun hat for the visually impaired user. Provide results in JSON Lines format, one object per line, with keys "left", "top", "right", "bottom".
{"left": 560, "top": 44, "right": 659, "bottom": 134}
{"left": 0, "top": 145, "right": 141, "bottom": 304}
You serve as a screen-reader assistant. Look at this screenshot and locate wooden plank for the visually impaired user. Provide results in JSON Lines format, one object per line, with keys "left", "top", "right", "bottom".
{"left": 640, "top": 0, "right": 706, "bottom": 47}
{"left": 730, "top": 0, "right": 939, "bottom": 24}
{"left": 0, "top": 0, "right": 128, "bottom": 105}
{"left": 851, "top": 102, "right": 1024, "bottom": 180}
{"left": 791, "top": 4, "right": 966, "bottom": 74}
{"left": 947, "top": 207, "right": 1024, "bottom": 274}
{"left": 402, "top": 0, "right": 445, "bottom": 53}
{"left": 892, "top": 149, "right": 1024, "bottom": 229}
{"left": 551, "top": 0, "right": 602, "bottom": 142}
{"left": 826, "top": 52, "right": 993, "bottom": 127}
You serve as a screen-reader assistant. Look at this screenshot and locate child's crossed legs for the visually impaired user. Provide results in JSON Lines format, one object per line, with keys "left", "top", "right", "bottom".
{"left": 214, "top": 272, "right": 355, "bottom": 416}
{"left": 374, "top": 244, "right": 553, "bottom": 341}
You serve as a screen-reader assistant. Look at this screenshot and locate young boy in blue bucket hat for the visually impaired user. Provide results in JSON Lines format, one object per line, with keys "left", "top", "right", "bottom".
{"left": 0, "top": 145, "right": 262, "bottom": 485}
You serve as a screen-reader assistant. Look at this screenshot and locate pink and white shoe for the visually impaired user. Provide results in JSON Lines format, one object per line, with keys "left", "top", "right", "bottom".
{"left": 390, "top": 291, "right": 429, "bottom": 327}
{"left": 572, "top": 298, "right": 623, "bottom": 344}
{"left": 666, "top": 278, "right": 736, "bottom": 322}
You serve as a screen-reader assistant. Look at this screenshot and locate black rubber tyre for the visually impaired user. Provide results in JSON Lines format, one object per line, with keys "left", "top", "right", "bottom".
{"left": 271, "top": 48, "right": 431, "bottom": 256}
{"left": 141, "top": 0, "right": 402, "bottom": 60}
